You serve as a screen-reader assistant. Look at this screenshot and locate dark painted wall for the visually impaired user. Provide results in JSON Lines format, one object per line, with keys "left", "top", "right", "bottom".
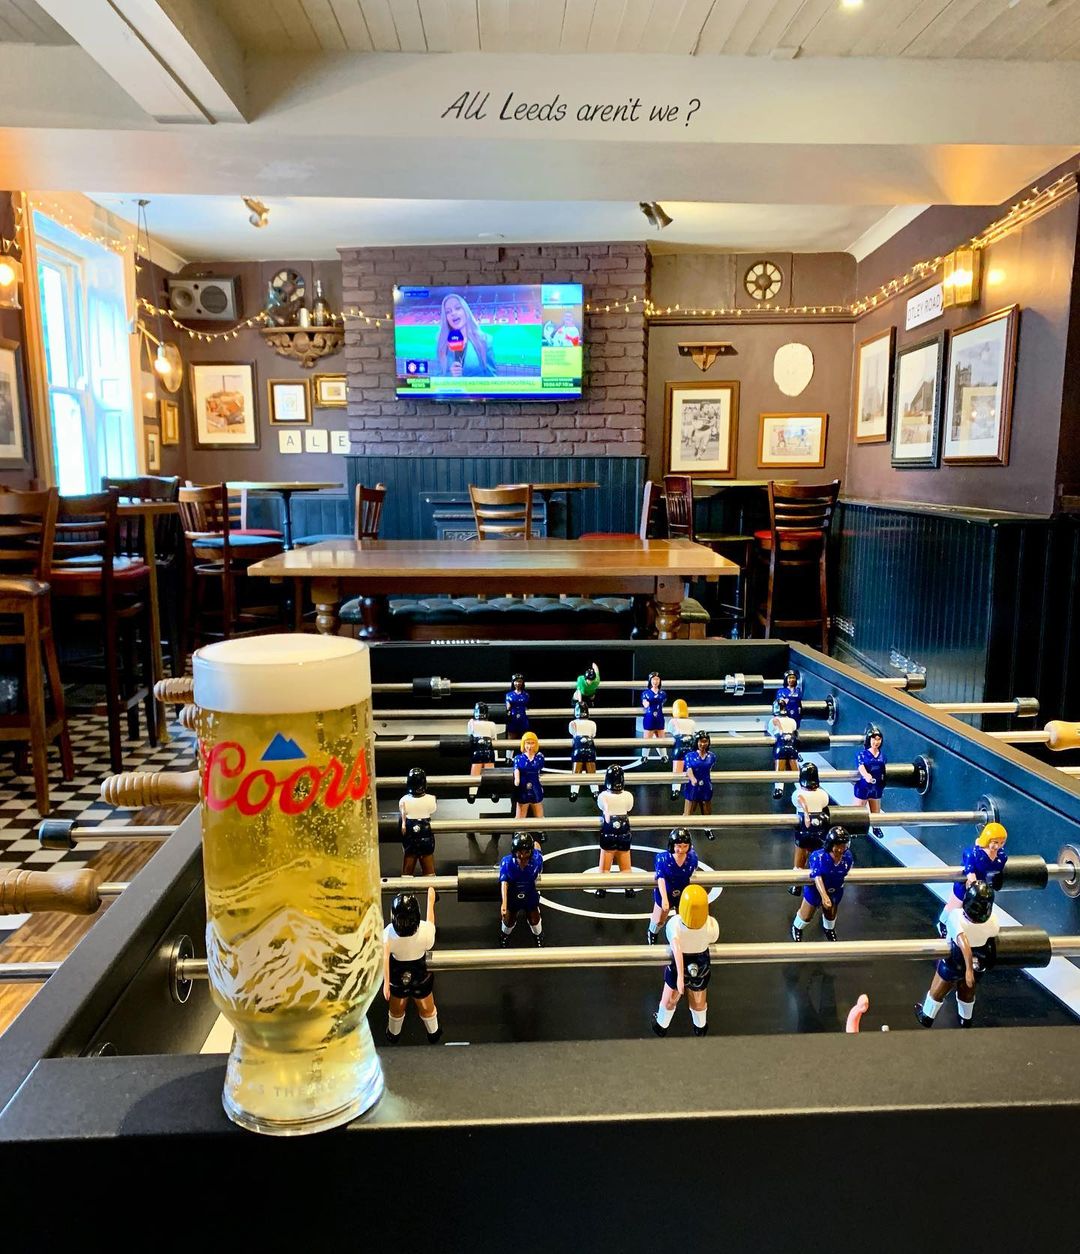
{"left": 847, "top": 173, "right": 1080, "bottom": 516}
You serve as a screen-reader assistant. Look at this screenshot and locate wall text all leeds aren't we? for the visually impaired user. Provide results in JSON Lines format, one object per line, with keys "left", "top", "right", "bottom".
{"left": 440, "top": 91, "right": 702, "bottom": 127}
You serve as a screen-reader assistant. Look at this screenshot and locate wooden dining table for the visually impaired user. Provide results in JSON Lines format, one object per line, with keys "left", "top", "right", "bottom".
{"left": 226, "top": 481, "right": 342, "bottom": 551}
{"left": 247, "top": 536, "right": 738, "bottom": 640}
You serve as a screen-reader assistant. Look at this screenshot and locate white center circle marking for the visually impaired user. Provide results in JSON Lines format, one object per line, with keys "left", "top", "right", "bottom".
{"left": 538, "top": 843, "right": 722, "bottom": 921}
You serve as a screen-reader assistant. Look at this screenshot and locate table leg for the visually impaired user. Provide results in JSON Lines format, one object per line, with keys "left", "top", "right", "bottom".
{"left": 280, "top": 490, "right": 295, "bottom": 550}
{"left": 357, "top": 595, "right": 390, "bottom": 641}
{"left": 312, "top": 579, "right": 342, "bottom": 636}
{"left": 143, "top": 525, "right": 169, "bottom": 743}
{"left": 653, "top": 575, "right": 684, "bottom": 641}
{"left": 630, "top": 594, "right": 656, "bottom": 639}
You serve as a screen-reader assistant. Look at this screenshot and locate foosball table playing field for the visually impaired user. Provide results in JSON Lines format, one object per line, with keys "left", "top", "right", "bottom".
{"left": 2, "top": 638, "right": 1079, "bottom": 1247}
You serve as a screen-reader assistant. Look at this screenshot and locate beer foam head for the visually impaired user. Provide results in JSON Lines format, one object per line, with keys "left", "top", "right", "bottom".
{"left": 194, "top": 634, "right": 371, "bottom": 714}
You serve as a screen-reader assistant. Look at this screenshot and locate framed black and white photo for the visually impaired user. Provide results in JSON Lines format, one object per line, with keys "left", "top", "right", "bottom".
{"left": 853, "top": 327, "right": 894, "bottom": 445}
{"left": 663, "top": 380, "right": 739, "bottom": 478}
{"left": 943, "top": 306, "right": 1019, "bottom": 466}
{"left": 891, "top": 334, "right": 944, "bottom": 469}
{"left": 0, "top": 338, "right": 29, "bottom": 467}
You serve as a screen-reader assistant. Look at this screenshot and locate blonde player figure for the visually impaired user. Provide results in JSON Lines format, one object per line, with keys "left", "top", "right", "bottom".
{"left": 466, "top": 701, "right": 498, "bottom": 804}
{"left": 651, "top": 884, "right": 720, "bottom": 1038}
{"left": 383, "top": 887, "right": 442, "bottom": 1045}
{"left": 568, "top": 699, "right": 599, "bottom": 801}
{"left": 667, "top": 698, "right": 697, "bottom": 798}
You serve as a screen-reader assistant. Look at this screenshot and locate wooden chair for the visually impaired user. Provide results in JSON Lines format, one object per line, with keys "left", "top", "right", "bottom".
{"left": 751, "top": 479, "right": 841, "bottom": 652}
{"left": 355, "top": 482, "right": 387, "bottom": 539}
{"left": 579, "top": 480, "right": 660, "bottom": 542}
{"left": 50, "top": 490, "right": 156, "bottom": 774}
{"left": 0, "top": 487, "right": 73, "bottom": 815}
{"left": 179, "top": 484, "right": 283, "bottom": 647}
{"left": 468, "top": 484, "right": 533, "bottom": 540}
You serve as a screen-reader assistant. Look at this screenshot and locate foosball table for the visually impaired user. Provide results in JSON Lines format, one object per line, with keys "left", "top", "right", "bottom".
{"left": 2, "top": 638, "right": 1079, "bottom": 1247}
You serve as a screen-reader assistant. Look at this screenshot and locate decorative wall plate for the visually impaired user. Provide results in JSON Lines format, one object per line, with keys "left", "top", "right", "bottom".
{"left": 745, "top": 260, "right": 783, "bottom": 302}
{"left": 773, "top": 342, "right": 814, "bottom": 397}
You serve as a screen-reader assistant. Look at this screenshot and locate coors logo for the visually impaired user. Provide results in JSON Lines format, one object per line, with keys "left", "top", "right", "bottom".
{"left": 202, "top": 736, "right": 370, "bottom": 817}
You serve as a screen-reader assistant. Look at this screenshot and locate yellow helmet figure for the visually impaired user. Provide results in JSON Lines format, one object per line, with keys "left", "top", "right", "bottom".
{"left": 520, "top": 731, "right": 540, "bottom": 754}
{"left": 672, "top": 698, "right": 689, "bottom": 720}
{"left": 977, "top": 822, "right": 1007, "bottom": 848}
{"left": 678, "top": 884, "right": 709, "bottom": 930}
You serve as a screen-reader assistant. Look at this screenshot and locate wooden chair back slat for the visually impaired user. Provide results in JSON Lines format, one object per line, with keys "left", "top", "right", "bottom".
{"left": 469, "top": 484, "right": 533, "bottom": 540}
{"left": 0, "top": 488, "right": 57, "bottom": 580}
{"left": 662, "top": 475, "right": 694, "bottom": 540}
{"left": 54, "top": 491, "right": 119, "bottom": 595}
{"left": 355, "top": 482, "right": 387, "bottom": 540}
{"left": 767, "top": 480, "right": 841, "bottom": 541}
{"left": 638, "top": 480, "right": 660, "bottom": 540}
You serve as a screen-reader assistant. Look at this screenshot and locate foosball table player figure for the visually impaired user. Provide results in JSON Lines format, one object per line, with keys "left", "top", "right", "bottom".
{"left": 938, "top": 822, "right": 1009, "bottom": 937}
{"left": 514, "top": 731, "right": 545, "bottom": 820}
{"left": 573, "top": 660, "right": 601, "bottom": 706}
{"left": 641, "top": 670, "right": 667, "bottom": 762}
{"left": 855, "top": 723, "right": 887, "bottom": 838}
{"left": 651, "top": 884, "right": 720, "bottom": 1038}
{"left": 776, "top": 668, "right": 803, "bottom": 727}
{"left": 647, "top": 827, "right": 699, "bottom": 945}
{"left": 466, "top": 701, "right": 498, "bottom": 803}
{"left": 916, "top": 881, "right": 1000, "bottom": 1029}
{"left": 383, "top": 888, "right": 442, "bottom": 1046}
{"left": 682, "top": 729, "right": 716, "bottom": 840}
{"left": 505, "top": 673, "right": 530, "bottom": 761}
{"left": 768, "top": 696, "right": 799, "bottom": 799}
{"left": 569, "top": 698, "right": 599, "bottom": 800}
{"left": 667, "top": 698, "right": 697, "bottom": 798}
{"left": 500, "top": 830, "right": 545, "bottom": 948}
{"left": 789, "top": 761, "right": 830, "bottom": 895}
{"left": 399, "top": 767, "right": 437, "bottom": 878}
{"left": 791, "top": 825, "right": 853, "bottom": 941}
{"left": 596, "top": 763, "right": 636, "bottom": 897}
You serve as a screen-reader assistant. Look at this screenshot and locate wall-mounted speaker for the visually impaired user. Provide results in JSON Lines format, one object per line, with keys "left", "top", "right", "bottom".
{"left": 166, "top": 276, "right": 241, "bottom": 322}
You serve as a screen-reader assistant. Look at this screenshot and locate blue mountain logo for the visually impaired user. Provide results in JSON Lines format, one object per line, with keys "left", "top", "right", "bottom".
{"left": 261, "top": 733, "right": 306, "bottom": 762}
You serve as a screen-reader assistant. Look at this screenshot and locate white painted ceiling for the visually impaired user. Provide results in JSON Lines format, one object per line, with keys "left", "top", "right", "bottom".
{"left": 213, "top": 0, "right": 1080, "bottom": 59}
{"left": 90, "top": 193, "right": 897, "bottom": 262}
{"left": 0, "top": 0, "right": 68, "bottom": 43}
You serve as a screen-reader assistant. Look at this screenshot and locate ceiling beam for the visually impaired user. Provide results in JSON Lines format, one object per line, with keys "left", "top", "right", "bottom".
{"left": 35, "top": 0, "right": 247, "bottom": 124}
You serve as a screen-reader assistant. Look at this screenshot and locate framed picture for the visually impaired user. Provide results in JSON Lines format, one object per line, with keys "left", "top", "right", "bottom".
{"left": 663, "top": 381, "right": 739, "bottom": 478}
{"left": 313, "top": 374, "right": 347, "bottom": 408}
{"left": 159, "top": 399, "right": 180, "bottom": 446}
{"left": 758, "top": 413, "right": 827, "bottom": 469}
{"left": 190, "top": 363, "right": 258, "bottom": 449}
{"left": 942, "top": 306, "right": 1019, "bottom": 466}
{"left": 853, "top": 327, "right": 895, "bottom": 444}
{"left": 146, "top": 428, "right": 161, "bottom": 472}
{"left": 268, "top": 378, "right": 312, "bottom": 425}
{"left": 0, "top": 339, "right": 29, "bottom": 467}
{"left": 890, "top": 335, "right": 944, "bottom": 469}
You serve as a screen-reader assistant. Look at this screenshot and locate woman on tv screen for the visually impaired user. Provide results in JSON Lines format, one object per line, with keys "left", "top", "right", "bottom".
{"left": 435, "top": 293, "right": 497, "bottom": 377}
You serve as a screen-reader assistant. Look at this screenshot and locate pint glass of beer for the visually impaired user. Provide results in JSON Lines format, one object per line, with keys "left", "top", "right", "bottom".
{"left": 194, "top": 633, "right": 382, "bottom": 1135}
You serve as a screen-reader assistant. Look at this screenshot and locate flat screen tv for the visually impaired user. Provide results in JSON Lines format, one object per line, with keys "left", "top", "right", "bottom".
{"left": 394, "top": 283, "right": 583, "bottom": 401}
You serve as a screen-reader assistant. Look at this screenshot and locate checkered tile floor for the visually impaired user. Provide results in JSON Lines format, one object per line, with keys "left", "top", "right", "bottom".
{"left": 0, "top": 713, "right": 197, "bottom": 875}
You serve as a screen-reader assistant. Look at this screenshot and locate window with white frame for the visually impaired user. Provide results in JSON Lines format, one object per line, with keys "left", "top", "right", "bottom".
{"left": 34, "top": 212, "right": 137, "bottom": 495}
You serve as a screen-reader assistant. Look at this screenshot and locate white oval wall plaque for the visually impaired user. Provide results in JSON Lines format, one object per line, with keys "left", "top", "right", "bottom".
{"left": 773, "top": 342, "right": 814, "bottom": 397}
{"left": 905, "top": 283, "right": 944, "bottom": 331}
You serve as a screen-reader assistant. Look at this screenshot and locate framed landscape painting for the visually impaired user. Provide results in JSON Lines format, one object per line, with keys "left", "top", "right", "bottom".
{"left": 891, "top": 334, "right": 944, "bottom": 469}
{"left": 853, "top": 327, "right": 895, "bottom": 444}
{"left": 663, "top": 380, "right": 739, "bottom": 479}
{"left": 190, "top": 362, "right": 258, "bottom": 450}
{"left": 942, "top": 306, "right": 1019, "bottom": 466}
{"left": 758, "top": 412, "right": 827, "bottom": 469}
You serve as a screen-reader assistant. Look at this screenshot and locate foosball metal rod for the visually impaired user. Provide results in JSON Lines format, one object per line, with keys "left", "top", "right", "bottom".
{"left": 377, "top": 855, "right": 1074, "bottom": 896}
{"left": 379, "top": 734, "right": 867, "bottom": 750}
{"left": 35, "top": 820, "right": 176, "bottom": 851}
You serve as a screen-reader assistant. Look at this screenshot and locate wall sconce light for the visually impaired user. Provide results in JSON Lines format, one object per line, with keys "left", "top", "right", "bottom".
{"left": 243, "top": 196, "right": 269, "bottom": 229}
{"left": 639, "top": 201, "right": 673, "bottom": 230}
{"left": 0, "top": 251, "right": 23, "bottom": 310}
{"left": 942, "top": 246, "right": 982, "bottom": 307}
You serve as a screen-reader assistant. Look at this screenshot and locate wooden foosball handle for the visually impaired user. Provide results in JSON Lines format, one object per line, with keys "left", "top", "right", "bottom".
{"left": 100, "top": 771, "right": 199, "bottom": 808}
{"left": 155, "top": 677, "right": 194, "bottom": 703}
{"left": 178, "top": 703, "right": 201, "bottom": 732}
{"left": 1045, "top": 722, "right": 1080, "bottom": 751}
{"left": 0, "top": 868, "right": 102, "bottom": 915}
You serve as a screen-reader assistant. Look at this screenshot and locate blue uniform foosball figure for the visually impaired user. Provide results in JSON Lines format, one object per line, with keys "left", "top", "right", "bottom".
{"left": 500, "top": 831, "right": 544, "bottom": 947}
{"left": 513, "top": 731, "right": 545, "bottom": 820}
{"left": 641, "top": 670, "right": 667, "bottom": 762}
{"left": 667, "top": 698, "right": 697, "bottom": 798}
{"left": 775, "top": 668, "right": 803, "bottom": 728}
{"left": 916, "top": 882, "right": 1000, "bottom": 1028}
{"left": 648, "top": 827, "right": 699, "bottom": 944}
{"left": 791, "top": 825, "right": 853, "bottom": 941}
{"left": 383, "top": 888, "right": 442, "bottom": 1045}
{"left": 651, "top": 884, "right": 720, "bottom": 1038}
{"left": 505, "top": 673, "right": 530, "bottom": 759}
{"left": 938, "top": 822, "right": 1008, "bottom": 936}
{"left": 682, "top": 730, "right": 716, "bottom": 840}
{"left": 855, "top": 723, "right": 887, "bottom": 838}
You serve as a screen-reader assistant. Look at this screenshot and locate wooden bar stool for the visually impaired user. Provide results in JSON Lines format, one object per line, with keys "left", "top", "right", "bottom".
{"left": 0, "top": 487, "right": 73, "bottom": 815}
{"left": 751, "top": 479, "right": 841, "bottom": 652}
{"left": 51, "top": 490, "right": 157, "bottom": 774}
